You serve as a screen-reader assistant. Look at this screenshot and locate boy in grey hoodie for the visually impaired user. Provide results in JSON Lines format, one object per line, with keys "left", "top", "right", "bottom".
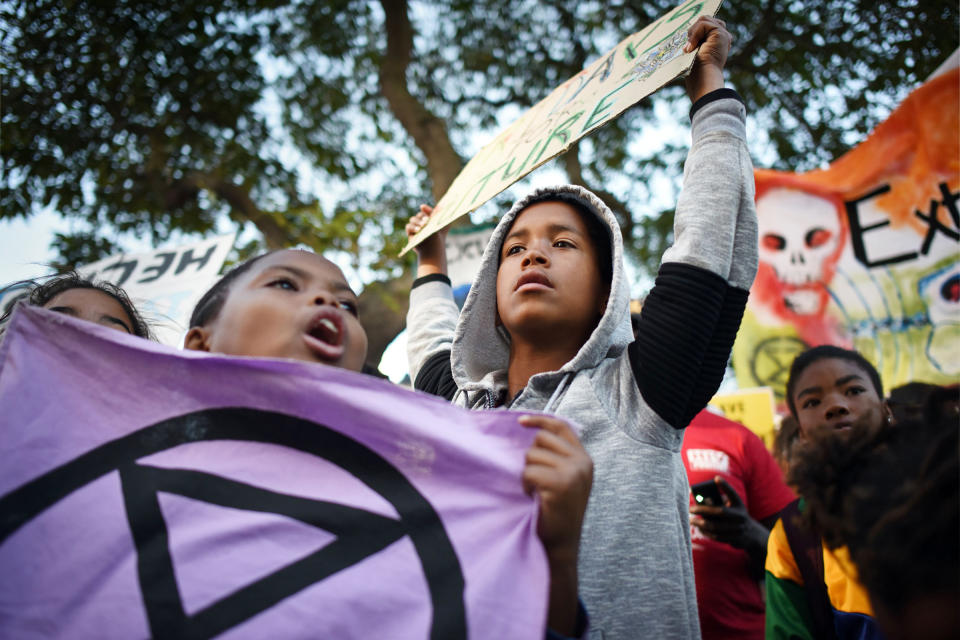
{"left": 405, "top": 16, "right": 756, "bottom": 639}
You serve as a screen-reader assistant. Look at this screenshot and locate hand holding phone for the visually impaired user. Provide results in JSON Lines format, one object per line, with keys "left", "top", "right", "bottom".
{"left": 690, "top": 476, "right": 764, "bottom": 550}
{"left": 690, "top": 479, "right": 725, "bottom": 507}
{"left": 689, "top": 475, "right": 773, "bottom": 579}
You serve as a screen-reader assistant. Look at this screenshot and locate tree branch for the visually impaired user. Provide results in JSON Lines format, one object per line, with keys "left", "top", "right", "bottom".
{"left": 379, "top": 0, "right": 463, "bottom": 202}
{"left": 165, "top": 171, "right": 296, "bottom": 249}
{"left": 211, "top": 180, "right": 294, "bottom": 250}
{"left": 449, "top": 92, "right": 524, "bottom": 110}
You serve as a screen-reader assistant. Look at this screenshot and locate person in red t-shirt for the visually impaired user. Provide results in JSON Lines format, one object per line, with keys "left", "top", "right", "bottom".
{"left": 682, "top": 409, "right": 795, "bottom": 640}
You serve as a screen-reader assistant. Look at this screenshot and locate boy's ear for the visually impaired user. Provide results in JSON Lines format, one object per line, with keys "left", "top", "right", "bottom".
{"left": 183, "top": 327, "right": 211, "bottom": 352}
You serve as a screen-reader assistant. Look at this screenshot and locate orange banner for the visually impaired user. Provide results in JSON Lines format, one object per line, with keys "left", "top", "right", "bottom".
{"left": 734, "top": 67, "right": 960, "bottom": 401}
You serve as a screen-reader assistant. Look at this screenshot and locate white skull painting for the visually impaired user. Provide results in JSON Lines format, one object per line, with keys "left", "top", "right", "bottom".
{"left": 756, "top": 188, "right": 843, "bottom": 315}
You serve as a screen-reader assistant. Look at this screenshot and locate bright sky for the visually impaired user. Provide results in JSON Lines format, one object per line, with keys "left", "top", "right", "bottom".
{"left": 2, "top": 208, "right": 71, "bottom": 283}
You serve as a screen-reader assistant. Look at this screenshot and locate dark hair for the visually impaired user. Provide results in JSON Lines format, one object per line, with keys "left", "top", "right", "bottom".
{"left": 788, "top": 393, "right": 958, "bottom": 619}
{"left": 785, "top": 345, "right": 883, "bottom": 418}
{"left": 887, "top": 381, "right": 950, "bottom": 424}
{"left": 507, "top": 194, "right": 613, "bottom": 284}
{"left": 189, "top": 252, "right": 274, "bottom": 328}
{"left": 773, "top": 415, "right": 802, "bottom": 471}
{"left": 0, "top": 272, "right": 153, "bottom": 339}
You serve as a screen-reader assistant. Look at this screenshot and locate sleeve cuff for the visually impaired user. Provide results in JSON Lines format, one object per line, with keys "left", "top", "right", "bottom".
{"left": 689, "top": 87, "right": 743, "bottom": 121}
{"left": 412, "top": 273, "right": 452, "bottom": 289}
{"left": 409, "top": 275, "right": 457, "bottom": 311}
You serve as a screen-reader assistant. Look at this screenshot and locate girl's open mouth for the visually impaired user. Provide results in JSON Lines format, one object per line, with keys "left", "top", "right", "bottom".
{"left": 304, "top": 311, "right": 345, "bottom": 361}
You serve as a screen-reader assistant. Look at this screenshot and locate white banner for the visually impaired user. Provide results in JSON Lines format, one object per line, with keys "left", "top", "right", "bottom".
{"left": 446, "top": 224, "right": 496, "bottom": 306}
{"left": 75, "top": 234, "right": 235, "bottom": 346}
{"left": 79, "top": 235, "right": 231, "bottom": 284}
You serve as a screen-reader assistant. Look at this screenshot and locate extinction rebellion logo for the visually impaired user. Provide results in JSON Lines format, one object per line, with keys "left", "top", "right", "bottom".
{"left": 0, "top": 408, "right": 467, "bottom": 640}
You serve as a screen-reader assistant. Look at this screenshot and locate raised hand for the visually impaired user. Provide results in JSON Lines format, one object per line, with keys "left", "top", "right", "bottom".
{"left": 405, "top": 204, "right": 448, "bottom": 277}
{"left": 683, "top": 15, "right": 734, "bottom": 102}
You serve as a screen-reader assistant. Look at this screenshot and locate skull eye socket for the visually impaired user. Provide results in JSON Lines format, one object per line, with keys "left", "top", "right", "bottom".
{"left": 762, "top": 233, "right": 786, "bottom": 251}
{"left": 941, "top": 275, "right": 960, "bottom": 303}
{"left": 805, "top": 227, "right": 832, "bottom": 248}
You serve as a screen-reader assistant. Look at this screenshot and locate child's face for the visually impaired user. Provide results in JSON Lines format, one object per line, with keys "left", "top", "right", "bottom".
{"left": 43, "top": 288, "right": 135, "bottom": 335}
{"left": 496, "top": 202, "right": 608, "bottom": 343}
{"left": 186, "top": 250, "right": 368, "bottom": 371}
{"left": 791, "top": 358, "right": 889, "bottom": 440}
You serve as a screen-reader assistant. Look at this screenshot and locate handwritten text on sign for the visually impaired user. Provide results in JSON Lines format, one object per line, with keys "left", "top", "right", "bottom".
{"left": 402, "top": 0, "right": 723, "bottom": 254}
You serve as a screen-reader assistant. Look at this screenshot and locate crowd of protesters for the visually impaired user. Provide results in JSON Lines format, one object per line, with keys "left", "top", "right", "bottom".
{"left": 1, "top": 14, "right": 957, "bottom": 640}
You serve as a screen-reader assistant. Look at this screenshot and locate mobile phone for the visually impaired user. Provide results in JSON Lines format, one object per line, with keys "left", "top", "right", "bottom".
{"left": 690, "top": 479, "right": 724, "bottom": 507}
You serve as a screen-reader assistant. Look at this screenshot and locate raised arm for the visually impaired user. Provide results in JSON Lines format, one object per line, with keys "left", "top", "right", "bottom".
{"left": 664, "top": 15, "right": 746, "bottom": 280}
{"left": 630, "top": 17, "right": 758, "bottom": 429}
{"left": 406, "top": 204, "right": 449, "bottom": 278}
{"left": 405, "top": 206, "right": 460, "bottom": 397}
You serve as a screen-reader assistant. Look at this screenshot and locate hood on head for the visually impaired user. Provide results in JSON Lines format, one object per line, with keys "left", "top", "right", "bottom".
{"left": 451, "top": 184, "right": 635, "bottom": 393}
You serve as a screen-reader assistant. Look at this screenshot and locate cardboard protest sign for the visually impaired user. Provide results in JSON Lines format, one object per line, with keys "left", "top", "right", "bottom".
{"left": 0, "top": 306, "right": 548, "bottom": 639}
{"left": 734, "top": 65, "right": 960, "bottom": 401}
{"left": 402, "top": 0, "right": 724, "bottom": 254}
{"left": 77, "top": 233, "right": 235, "bottom": 346}
{"left": 709, "top": 387, "right": 777, "bottom": 448}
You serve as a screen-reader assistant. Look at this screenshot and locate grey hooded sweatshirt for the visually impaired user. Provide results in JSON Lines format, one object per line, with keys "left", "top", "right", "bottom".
{"left": 406, "top": 89, "right": 757, "bottom": 639}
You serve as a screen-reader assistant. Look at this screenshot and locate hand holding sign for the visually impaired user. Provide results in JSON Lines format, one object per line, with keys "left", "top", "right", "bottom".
{"left": 684, "top": 16, "right": 734, "bottom": 102}
{"left": 406, "top": 204, "right": 450, "bottom": 278}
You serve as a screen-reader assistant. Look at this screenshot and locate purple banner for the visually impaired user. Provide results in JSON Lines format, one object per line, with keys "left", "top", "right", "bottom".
{"left": 0, "top": 306, "right": 547, "bottom": 639}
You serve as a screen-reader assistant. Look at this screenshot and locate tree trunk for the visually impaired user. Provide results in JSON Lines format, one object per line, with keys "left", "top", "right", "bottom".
{"left": 368, "top": 0, "right": 472, "bottom": 373}
{"left": 168, "top": 172, "right": 298, "bottom": 249}
{"left": 379, "top": 0, "right": 463, "bottom": 201}
{"left": 356, "top": 271, "right": 413, "bottom": 374}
